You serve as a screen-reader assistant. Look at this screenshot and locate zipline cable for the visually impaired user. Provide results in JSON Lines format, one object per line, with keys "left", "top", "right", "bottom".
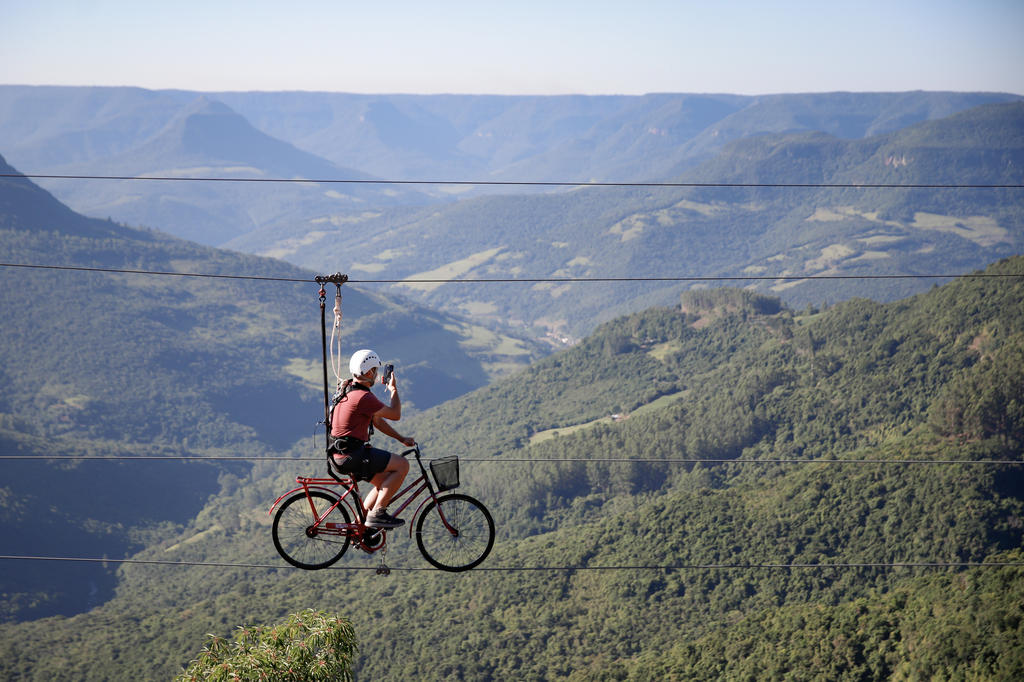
{"left": 0, "top": 261, "right": 311, "bottom": 283}
{"left": 1, "top": 262, "right": 1022, "bottom": 283}
{"left": 4, "top": 172, "right": 1023, "bottom": 189}
{"left": 350, "top": 274, "right": 1024, "bottom": 284}
{"left": 1, "top": 554, "right": 1022, "bottom": 572}
{"left": 1, "top": 454, "right": 1021, "bottom": 465}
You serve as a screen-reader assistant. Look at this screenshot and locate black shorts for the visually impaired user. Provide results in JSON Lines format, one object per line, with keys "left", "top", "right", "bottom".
{"left": 331, "top": 446, "right": 392, "bottom": 481}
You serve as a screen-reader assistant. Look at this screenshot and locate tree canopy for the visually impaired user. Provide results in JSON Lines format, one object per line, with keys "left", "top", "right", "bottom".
{"left": 176, "top": 610, "right": 357, "bottom": 682}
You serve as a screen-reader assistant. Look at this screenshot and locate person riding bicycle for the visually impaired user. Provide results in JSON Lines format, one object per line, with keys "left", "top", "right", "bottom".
{"left": 329, "top": 349, "right": 415, "bottom": 529}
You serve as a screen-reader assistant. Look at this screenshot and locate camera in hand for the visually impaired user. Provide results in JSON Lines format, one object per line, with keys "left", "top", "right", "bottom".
{"left": 381, "top": 363, "right": 394, "bottom": 384}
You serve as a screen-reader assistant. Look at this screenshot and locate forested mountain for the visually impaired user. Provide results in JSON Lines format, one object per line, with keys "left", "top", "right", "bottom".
{"left": 1, "top": 253, "right": 1021, "bottom": 679}
{"left": 0, "top": 156, "right": 539, "bottom": 621}
{"left": 1, "top": 86, "right": 1022, "bottom": 677}
{"left": 246, "top": 101, "right": 1024, "bottom": 339}
{"left": 1, "top": 87, "right": 1020, "bottom": 344}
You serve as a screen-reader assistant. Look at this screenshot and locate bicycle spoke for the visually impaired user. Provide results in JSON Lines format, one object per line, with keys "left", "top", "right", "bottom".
{"left": 272, "top": 491, "right": 351, "bottom": 570}
{"left": 416, "top": 494, "right": 494, "bottom": 572}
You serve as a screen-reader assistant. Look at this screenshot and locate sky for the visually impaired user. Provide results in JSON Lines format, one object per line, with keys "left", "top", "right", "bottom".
{"left": 2, "top": 0, "right": 1022, "bottom": 96}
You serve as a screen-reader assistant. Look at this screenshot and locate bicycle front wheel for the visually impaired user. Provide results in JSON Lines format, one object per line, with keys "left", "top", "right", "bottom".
{"left": 272, "top": 491, "right": 352, "bottom": 570}
{"left": 416, "top": 493, "right": 495, "bottom": 572}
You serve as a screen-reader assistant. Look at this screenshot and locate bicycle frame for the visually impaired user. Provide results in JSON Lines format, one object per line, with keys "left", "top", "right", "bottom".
{"left": 267, "top": 446, "right": 458, "bottom": 551}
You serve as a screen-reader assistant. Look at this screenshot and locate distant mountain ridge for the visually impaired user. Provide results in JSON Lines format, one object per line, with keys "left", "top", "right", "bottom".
{"left": 1, "top": 87, "right": 1020, "bottom": 340}
{"left": 237, "top": 101, "right": 1024, "bottom": 338}
{"left": 3, "top": 86, "right": 1016, "bottom": 182}
{"left": 133, "top": 97, "right": 365, "bottom": 178}
{"left": 215, "top": 90, "right": 1021, "bottom": 181}
{"left": 2, "top": 92, "right": 433, "bottom": 245}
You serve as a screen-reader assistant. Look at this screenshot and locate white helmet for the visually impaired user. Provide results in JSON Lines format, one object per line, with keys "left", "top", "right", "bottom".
{"left": 349, "top": 349, "right": 383, "bottom": 378}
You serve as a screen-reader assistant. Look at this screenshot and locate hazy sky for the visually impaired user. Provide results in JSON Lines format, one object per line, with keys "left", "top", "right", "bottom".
{"left": 2, "top": 0, "right": 1022, "bottom": 95}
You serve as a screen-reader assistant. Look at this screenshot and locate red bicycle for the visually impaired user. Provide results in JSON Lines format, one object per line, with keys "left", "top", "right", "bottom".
{"left": 269, "top": 446, "right": 495, "bottom": 573}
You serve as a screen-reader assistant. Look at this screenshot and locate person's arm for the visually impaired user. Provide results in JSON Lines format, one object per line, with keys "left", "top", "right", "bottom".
{"left": 373, "top": 371, "right": 402, "bottom": 421}
{"left": 372, "top": 415, "right": 415, "bottom": 447}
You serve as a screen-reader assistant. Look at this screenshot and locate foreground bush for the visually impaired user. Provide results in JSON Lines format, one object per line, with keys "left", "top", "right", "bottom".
{"left": 177, "top": 609, "right": 357, "bottom": 681}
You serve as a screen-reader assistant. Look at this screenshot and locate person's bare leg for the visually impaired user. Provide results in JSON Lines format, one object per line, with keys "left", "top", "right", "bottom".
{"left": 362, "top": 487, "right": 378, "bottom": 514}
{"left": 369, "top": 455, "right": 409, "bottom": 511}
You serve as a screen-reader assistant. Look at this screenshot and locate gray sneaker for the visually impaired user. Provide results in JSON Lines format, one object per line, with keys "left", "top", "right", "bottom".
{"left": 366, "top": 509, "right": 405, "bottom": 529}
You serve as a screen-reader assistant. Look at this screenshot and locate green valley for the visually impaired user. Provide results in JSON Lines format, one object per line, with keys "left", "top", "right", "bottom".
{"left": 242, "top": 102, "right": 1024, "bottom": 340}
{"left": 1, "top": 252, "right": 1021, "bottom": 678}
{"left": 1, "top": 88, "right": 1023, "bottom": 679}
{"left": 0, "top": 157, "right": 540, "bottom": 624}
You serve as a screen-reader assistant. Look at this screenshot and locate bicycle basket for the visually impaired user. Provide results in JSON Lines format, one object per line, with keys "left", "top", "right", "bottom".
{"left": 430, "top": 456, "right": 460, "bottom": 491}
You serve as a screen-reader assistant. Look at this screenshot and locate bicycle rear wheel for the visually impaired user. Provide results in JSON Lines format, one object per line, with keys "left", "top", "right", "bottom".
{"left": 416, "top": 493, "right": 495, "bottom": 572}
{"left": 272, "top": 491, "right": 352, "bottom": 570}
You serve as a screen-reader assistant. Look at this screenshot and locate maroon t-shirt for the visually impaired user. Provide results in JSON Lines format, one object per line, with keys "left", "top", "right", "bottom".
{"left": 330, "top": 387, "right": 385, "bottom": 442}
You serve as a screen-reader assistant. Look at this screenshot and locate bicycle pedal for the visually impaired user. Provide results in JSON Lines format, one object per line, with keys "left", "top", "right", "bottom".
{"left": 362, "top": 529, "right": 385, "bottom": 548}
{"left": 375, "top": 564, "right": 391, "bottom": 576}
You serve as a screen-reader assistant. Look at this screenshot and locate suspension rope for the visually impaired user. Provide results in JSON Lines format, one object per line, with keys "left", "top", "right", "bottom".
{"left": 329, "top": 284, "right": 345, "bottom": 392}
